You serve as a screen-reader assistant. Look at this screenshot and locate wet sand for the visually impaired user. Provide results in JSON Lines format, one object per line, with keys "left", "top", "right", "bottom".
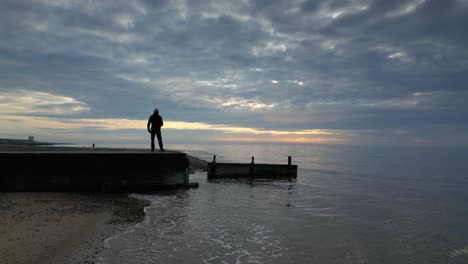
{"left": 0, "top": 144, "right": 207, "bottom": 263}
{"left": 0, "top": 193, "right": 149, "bottom": 264}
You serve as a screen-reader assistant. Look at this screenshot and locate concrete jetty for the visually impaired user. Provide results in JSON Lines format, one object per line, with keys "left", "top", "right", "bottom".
{"left": 0, "top": 151, "right": 197, "bottom": 192}
{"left": 207, "top": 156, "right": 297, "bottom": 180}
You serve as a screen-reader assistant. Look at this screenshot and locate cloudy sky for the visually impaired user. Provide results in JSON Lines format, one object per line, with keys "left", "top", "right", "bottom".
{"left": 1, "top": 0, "right": 467, "bottom": 147}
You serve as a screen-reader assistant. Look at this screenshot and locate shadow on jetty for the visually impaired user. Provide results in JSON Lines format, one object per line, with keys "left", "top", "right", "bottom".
{"left": 0, "top": 151, "right": 197, "bottom": 192}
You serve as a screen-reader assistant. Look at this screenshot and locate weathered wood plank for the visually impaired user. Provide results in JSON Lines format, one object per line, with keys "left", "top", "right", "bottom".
{"left": 207, "top": 156, "right": 297, "bottom": 179}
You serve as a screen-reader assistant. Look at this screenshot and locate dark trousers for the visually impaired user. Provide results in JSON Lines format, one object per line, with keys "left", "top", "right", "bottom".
{"left": 151, "top": 129, "right": 164, "bottom": 152}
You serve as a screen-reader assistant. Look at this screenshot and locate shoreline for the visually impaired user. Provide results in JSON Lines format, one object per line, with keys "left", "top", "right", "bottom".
{"left": 0, "top": 144, "right": 207, "bottom": 263}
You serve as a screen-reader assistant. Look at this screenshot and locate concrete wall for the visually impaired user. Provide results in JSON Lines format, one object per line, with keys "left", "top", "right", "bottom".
{"left": 0, "top": 152, "right": 189, "bottom": 192}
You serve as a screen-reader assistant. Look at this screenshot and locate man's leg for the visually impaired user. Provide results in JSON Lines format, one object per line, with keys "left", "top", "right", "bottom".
{"left": 156, "top": 130, "right": 164, "bottom": 151}
{"left": 150, "top": 131, "right": 156, "bottom": 152}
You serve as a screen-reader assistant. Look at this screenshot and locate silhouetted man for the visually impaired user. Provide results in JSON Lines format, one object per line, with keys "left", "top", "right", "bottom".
{"left": 147, "top": 108, "right": 164, "bottom": 152}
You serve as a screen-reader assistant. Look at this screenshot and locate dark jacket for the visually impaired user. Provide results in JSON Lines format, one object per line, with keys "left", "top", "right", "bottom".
{"left": 147, "top": 113, "right": 163, "bottom": 132}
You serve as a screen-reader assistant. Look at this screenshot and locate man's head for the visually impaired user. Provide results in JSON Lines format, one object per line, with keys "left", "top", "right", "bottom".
{"left": 154, "top": 108, "right": 159, "bottom": 114}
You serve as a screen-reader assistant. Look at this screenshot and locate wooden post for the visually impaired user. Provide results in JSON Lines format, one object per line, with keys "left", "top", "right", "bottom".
{"left": 287, "top": 156, "right": 292, "bottom": 181}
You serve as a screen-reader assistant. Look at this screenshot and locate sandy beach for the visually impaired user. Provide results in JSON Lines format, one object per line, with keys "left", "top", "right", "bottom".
{"left": 0, "top": 192, "right": 149, "bottom": 264}
{"left": 0, "top": 144, "right": 207, "bottom": 264}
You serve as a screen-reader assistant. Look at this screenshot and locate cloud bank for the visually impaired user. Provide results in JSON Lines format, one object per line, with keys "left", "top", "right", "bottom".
{"left": 1, "top": 0, "right": 467, "bottom": 146}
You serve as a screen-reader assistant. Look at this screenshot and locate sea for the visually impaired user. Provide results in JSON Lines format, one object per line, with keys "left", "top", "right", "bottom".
{"left": 97, "top": 144, "right": 468, "bottom": 264}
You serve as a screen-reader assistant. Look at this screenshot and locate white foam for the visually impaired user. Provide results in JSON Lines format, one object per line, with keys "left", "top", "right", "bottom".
{"left": 450, "top": 245, "right": 468, "bottom": 257}
{"left": 100, "top": 191, "right": 289, "bottom": 263}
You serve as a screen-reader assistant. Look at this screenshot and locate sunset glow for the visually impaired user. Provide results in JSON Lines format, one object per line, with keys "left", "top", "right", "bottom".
{"left": 0, "top": 114, "right": 345, "bottom": 144}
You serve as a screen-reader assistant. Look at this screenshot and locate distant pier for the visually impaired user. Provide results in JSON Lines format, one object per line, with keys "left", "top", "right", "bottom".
{"left": 0, "top": 151, "right": 198, "bottom": 192}
{"left": 207, "top": 156, "right": 297, "bottom": 180}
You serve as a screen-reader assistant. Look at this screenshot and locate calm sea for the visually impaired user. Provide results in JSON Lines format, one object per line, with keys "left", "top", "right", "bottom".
{"left": 97, "top": 144, "right": 468, "bottom": 264}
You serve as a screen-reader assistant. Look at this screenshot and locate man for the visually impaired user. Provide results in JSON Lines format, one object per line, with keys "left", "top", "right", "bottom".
{"left": 147, "top": 108, "right": 164, "bottom": 152}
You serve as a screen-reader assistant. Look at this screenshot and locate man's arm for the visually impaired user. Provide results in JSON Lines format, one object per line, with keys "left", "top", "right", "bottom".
{"left": 147, "top": 118, "right": 151, "bottom": 133}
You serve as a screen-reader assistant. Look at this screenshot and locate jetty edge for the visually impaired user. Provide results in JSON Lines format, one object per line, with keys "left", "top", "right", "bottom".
{"left": 207, "top": 155, "right": 298, "bottom": 180}
{"left": 0, "top": 149, "right": 203, "bottom": 192}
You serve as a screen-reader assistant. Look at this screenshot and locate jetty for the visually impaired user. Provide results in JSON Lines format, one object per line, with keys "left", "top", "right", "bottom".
{"left": 0, "top": 151, "right": 198, "bottom": 192}
{"left": 207, "top": 156, "right": 297, "bottom": 180}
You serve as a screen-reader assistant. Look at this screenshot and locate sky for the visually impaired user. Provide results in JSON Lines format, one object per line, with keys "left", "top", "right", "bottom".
{"left": 1, "top": 0, "right": 468, "bottom": 147}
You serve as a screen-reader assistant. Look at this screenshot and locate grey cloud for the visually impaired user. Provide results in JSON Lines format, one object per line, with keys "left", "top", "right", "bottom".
{"left": 0, "top": 0, "right": 467, "bottom": 144}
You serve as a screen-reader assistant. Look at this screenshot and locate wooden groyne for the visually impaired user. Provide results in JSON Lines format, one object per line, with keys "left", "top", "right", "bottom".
{"left": 0, "top": 151, "right": 198, "bottom": 192}
{"left": 207, "top": 156, "right": 297, "bottom": 180}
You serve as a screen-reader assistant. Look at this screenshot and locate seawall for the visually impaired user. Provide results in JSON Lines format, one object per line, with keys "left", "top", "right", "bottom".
{"left": 0, "top": 152, "right": 191, "bottom": 192}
